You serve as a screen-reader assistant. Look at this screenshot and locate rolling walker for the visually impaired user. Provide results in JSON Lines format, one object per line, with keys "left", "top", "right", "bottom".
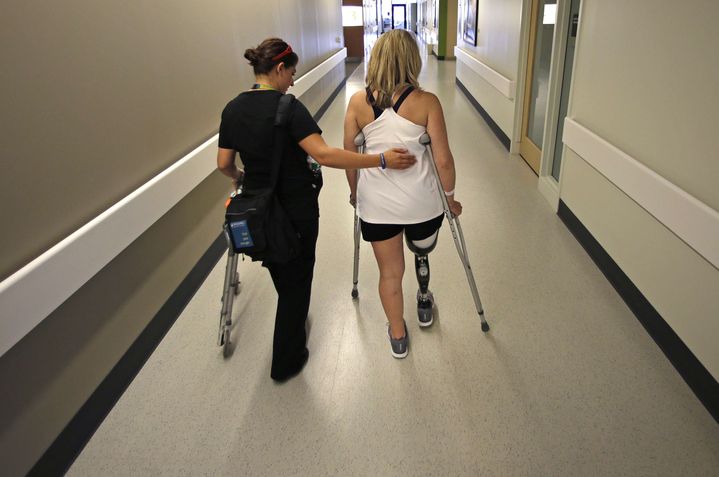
{"left": 218, "top": 188, "right": 243, "bottom": 357}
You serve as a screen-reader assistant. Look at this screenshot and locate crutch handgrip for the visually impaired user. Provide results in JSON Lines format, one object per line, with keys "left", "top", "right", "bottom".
{"left": 419, "top": 133, "right": 431, "bottom": 146}
{"left": 354, "top": 132, "right": 365, "bottom": 147}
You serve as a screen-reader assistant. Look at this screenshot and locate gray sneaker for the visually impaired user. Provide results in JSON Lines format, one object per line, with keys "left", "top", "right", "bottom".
{"left": 417, "top": 290, "right": 434, "bottom": 328}
{"left": 387, "top": 321, "right": 409, "bottom": 359}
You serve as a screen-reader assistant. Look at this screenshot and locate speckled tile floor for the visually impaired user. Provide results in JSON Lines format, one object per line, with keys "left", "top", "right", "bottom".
{"left": 68, "top": 56, "right": 719, "bottom": 476}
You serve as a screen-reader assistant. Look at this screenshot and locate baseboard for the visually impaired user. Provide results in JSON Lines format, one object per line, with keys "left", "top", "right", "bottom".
{"left": 456, "top": 79, "right": 511, "bottom": 151}
{"left": 557, "top": 200, "right": 719, "bottom": 424}
{"left": 27, "top": 233, "right": 227, "bottom": 476}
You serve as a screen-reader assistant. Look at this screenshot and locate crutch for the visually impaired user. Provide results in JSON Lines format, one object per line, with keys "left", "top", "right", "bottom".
{"left": 421, "top": 133, "right": 489, "bottom": 332}
{"left": 218, "top": 188, "right": 242, "bottom": 357}
{"left": 350, "top": 132, "right": 365, "bottom": 299}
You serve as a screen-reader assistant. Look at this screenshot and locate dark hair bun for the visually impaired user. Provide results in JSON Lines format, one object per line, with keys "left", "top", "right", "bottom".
{"left": 244, "top": 48, "right": 258, "bottom": 65}
{"left": 244, "top": 38, "right": 297, "bottom": 75}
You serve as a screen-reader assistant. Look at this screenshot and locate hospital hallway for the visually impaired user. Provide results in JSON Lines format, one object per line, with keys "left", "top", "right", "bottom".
{"left": 63, "top": 56, "right": 719, "bottom": 476}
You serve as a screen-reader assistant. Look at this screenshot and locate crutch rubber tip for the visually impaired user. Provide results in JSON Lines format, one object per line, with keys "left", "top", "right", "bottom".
{"left": 481, "top": 322, "right": 490, "bottom": 332}
{"left": 351, "top": 289, "right": 359, "bottom": 299}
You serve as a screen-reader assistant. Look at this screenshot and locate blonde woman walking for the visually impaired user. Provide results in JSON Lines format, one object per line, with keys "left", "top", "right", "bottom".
{"left": 344, "top": 30, "right": 462, "bottom": 358}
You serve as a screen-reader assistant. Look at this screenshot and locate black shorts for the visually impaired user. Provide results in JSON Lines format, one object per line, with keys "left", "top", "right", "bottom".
{"left": 360, "top": 214, "right": 444, "bottom": 242}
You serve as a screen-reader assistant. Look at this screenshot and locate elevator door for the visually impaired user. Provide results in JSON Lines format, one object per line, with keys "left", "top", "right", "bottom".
{"left": 520, "top": 0, "right": 557, "bottom": 174}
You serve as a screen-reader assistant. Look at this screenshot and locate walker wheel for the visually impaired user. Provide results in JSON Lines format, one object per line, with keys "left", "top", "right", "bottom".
{"left": 481, "top": 322, "right": 490, "bottom": 332}
{"left": 351, "top": 289, "right": 359, "bottom": 299}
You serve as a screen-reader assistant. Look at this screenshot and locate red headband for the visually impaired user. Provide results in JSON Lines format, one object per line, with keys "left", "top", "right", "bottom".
{"left": 272, "top": 44, "right": 293, "bottom": 62}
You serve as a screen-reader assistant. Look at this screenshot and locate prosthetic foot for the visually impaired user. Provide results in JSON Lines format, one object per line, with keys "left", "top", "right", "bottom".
{"left": 407, "top": 229, "right": 439, "bottom": 328}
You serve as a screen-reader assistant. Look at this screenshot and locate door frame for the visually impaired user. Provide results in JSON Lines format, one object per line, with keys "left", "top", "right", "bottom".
{"left": 513, "top": 0, "right": 584, "bottom": 210}
{"left": 391, "top": 4, "right": 407, "bottom": 30}
{"left": 511, "top": 0, "right": 534, "bottom": 157}
{"left": 518, "top": 0, "right": 543, "bottom": 174}
{"left": 538, "top": 0, "right": 584, "bottom": 210}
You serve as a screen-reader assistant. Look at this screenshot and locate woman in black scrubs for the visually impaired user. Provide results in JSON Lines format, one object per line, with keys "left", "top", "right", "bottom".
{"left": 217, "top": 38, "right": 416, "bottom": 381}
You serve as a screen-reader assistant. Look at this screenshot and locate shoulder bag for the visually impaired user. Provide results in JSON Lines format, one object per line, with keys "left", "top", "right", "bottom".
{"left": 225, "top": 94, "right": 301, "bottom": 264}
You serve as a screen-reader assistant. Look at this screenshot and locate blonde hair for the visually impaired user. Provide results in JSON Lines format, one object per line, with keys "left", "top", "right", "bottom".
{"left": 366, "top": 29, "right": 422, "bottom": 109}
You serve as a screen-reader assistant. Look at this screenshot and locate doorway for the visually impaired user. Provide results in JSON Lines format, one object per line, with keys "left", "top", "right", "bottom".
{"left": 392, "top": 4, "right": 407, "bottom": 30}
{"left": 410, "top": 3, "right": 418, "bottom": 33}
{"left": 519, "top": 0, "right": 557, "bottom": 174}
{"left": 550, "top": 0, "right": 581, "bottom": 181}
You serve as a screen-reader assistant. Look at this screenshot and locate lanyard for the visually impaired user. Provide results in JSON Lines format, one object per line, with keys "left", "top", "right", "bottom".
{"left": 251, "top": 83, "right": 276, "bottom": 91}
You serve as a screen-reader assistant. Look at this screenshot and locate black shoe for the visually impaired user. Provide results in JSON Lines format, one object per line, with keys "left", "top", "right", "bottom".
{"left": 271, "top": 348, "right": 309, "bottom": 382}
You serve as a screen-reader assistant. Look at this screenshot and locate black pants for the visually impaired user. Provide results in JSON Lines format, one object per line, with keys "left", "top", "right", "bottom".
{"left": 265, "top": 217, "right": 319, "bottom": 380}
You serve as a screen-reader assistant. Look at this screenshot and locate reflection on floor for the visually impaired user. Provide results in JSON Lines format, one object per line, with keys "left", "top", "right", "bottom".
{"left": 68, "top": 56, "right": 719, "bottom": 476}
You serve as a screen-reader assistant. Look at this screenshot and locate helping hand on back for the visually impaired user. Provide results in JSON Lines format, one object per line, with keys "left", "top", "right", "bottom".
{"left": 383, "top": 148, "right": 416, "bottom": 169}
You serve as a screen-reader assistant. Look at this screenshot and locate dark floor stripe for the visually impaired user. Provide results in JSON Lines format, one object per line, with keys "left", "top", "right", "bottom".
{"left": 28, "top": 233, "right": 228, "bottom": 477}
{"left": 558, "top": 200, "right": 719, "bottom": 424}
{"left": 456, "top": 78, "right": 511, "bottom": 151}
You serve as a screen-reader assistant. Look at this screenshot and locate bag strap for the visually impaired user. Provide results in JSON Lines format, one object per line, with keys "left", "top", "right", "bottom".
{"left": 268, "top": 93, "right": 295, "bottom": 190}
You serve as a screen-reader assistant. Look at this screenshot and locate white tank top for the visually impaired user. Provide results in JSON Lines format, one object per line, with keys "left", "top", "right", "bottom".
{"left": 357, "top": 106, "right": 444, "bottom": 224}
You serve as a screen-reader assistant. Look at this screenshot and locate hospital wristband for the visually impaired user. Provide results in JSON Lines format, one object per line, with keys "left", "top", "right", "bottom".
{"left": 379, "top": 152, "right": 386, "bottom": 169}
{"left": 444, "top": 189, "right": 455, "bottom": 197}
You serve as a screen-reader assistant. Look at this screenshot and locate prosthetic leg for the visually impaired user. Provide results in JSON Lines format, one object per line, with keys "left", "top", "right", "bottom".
{"left": 406, "top": 232, "right": 439, "bottom": 327}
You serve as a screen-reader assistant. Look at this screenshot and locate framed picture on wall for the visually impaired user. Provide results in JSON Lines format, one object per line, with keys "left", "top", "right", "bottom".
{"left": 462, "top": 0, "right": 478, "bottom": 46}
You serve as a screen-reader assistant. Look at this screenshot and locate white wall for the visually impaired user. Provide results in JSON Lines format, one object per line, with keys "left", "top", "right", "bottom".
{"left": 457, "top": 0, "right": 523, "bottom": 79}
{"left": 0, "top": 0, "right": 343, "bottom": 282}
{"left": 454, "top": 0, "right": 523, "bottom": 138}
{"left": 568, "top": 0, "right": 718, "bottom": 212}
{"left": 560, "top": 0, "right": 719, "bottom": 378}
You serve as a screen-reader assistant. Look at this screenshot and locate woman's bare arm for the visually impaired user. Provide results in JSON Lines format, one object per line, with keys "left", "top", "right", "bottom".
{"left": 425, "top": 93, "right": 462, "bottom": 216}
{"left": 343, "top": 94, "right": 363, "bottom": 205}
{"left": 217, "top": 148, "right": 243, "bottom": 188}
{"left": 298, "top": 133, "right": 415, "bottom": 170}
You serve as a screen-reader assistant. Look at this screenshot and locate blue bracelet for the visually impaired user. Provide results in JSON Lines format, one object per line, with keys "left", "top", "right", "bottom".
{"left": 379, "top": 152, "right": 386, "bottom": 169}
